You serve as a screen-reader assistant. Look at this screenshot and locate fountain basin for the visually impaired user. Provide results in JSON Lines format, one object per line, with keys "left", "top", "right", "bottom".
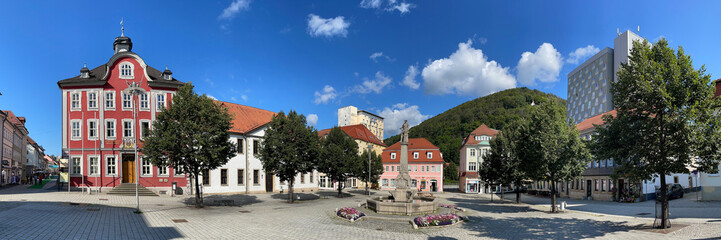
{"left": 367, "top": 196, "right": 437, "bottom": 215}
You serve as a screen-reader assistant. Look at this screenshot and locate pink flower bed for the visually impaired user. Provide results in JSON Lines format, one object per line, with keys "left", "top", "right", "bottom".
{"left": 414, "top": 213, "right": 464, "bottom": 227}
{"left": 337, "top": 207, "right": 365, "bottom": 221}
{"left": 438, "top": 203, "right": 462, "bottom": 211}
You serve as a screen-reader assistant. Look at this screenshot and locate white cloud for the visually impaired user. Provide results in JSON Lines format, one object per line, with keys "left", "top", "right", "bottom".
{"left": 307, "top": 14, "right": 350, "bottom": 38}
{"left": 422, "top": 39, "right": 516, "bottom": 97}
{"left": 354, "top": 71, "right": 392, "bottom": 94}
{"left": 206, "top": 95, "right": 218, "bottom": 100}
{"left": 389, "top": 2, "right": 414, "bottom": 14}
{"left": 566, "top": 45, "right": 600, "bottom": 64}
{"left": 314, "top": 85, "right": 337, "bottom": 104}
{"left": 360, "top": 0, "right": 383, "bottom": 8}
{"left": 401, "top": 65, "right": 420, "bottom": 90}
{"left": 241, "top": 95, "right": 248, "bottom": 101}
{"left": 218, "top": 0, "right": 251, "bottom": 20}
{"left": 516, "top": 43, "right": 564, "bottom": 86}
{"left": 306, "top": 114, "right": 318, "bottom": 127}
{"left": 231, "top": 96, "right": 237, "bottom": 101}
{"left": 370, "top": 52, "right": 384, "bottom": 62}
{"left": 377, "top": 103, "right": 430, "bottom": 137}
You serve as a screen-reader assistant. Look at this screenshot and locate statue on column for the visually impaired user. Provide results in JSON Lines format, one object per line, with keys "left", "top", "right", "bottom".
{"left": 401, "top": 120, "right": 409, "bottom": 144}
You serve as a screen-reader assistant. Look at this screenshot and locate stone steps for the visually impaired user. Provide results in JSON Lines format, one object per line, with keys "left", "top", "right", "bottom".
{"left": 107, "top": 183, "right": 158, "bottom": 196}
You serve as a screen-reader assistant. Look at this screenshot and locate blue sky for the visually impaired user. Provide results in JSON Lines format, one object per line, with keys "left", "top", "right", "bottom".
{"left": 2, "top": 1, "right": 721, "bottom": 156}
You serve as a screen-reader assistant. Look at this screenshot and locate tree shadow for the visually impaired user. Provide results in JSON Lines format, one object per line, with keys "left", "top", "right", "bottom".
{"left": 270, "top": 193, "right": 320, "bottom": 201}
{"left": 0, "top": 201, "right": 182, "bottom": 239}
{"left": 428, "top": 236, "right": 458, "bottom": 240}
{"left": 462, "top": 215, "right": 639, "bottom": 239}
{"left": 183, "top": 194, "right": 262, "bottom": 207}
{"left": 446, "top": 197, "right": 537, "bottom": 214}
{"left": 316, "top": 190, "right": 353, "bottom": 198}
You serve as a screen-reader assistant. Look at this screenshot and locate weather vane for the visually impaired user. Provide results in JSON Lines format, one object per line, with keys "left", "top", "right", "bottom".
{"left": 120, "top": 18, "right": 124, "bottom": 36}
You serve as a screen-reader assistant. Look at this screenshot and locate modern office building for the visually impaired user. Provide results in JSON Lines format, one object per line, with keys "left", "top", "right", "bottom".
{"left": 567, "top": 30, "right": 644, "bottom": 123}
{"left": 338, "top": 106, "right": 384, "bottom": 140}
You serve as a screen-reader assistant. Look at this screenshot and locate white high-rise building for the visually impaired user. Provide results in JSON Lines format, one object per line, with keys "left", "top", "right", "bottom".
{"left": 338, "top": 106, "right": 384, "bottom": 139}
{"left": 567, "top": 30, "right": 644, "bottom": 123}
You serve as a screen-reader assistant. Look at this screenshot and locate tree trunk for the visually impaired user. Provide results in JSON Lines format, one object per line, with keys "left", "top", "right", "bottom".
{"left": 365, "top": 179, "right": 369, "bottom": 195}
{"left": 490, "top": 185, "right": 494, "bottom": 203}
{"left": 337, "top": 181, "right": 343, "bottom": 197}
{"left": 516, "top": 185, "right": 521, "bottom": 203}
{"left": 194, "top": 173, "right": 203, "bottom": 208}
{"left": 501, "top": 184, "right": 505, "bottom": 201}
{"left": 288, "top": 180, "right": 295, "bottom": 203}
{"left": 660, "top": 175, "right": 669, "bottom": 228}
{"left": 551, "top": 180, "right": 557, "bottom": 213}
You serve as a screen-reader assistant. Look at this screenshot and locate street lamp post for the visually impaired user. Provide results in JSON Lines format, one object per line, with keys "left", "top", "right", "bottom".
{"left": 124, "top": 81, "right": 146, "bottom": 213}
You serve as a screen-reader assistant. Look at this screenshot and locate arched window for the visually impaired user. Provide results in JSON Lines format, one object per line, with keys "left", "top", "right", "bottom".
{"left": 119, "top": 62, "right": 134, "bottom": 79}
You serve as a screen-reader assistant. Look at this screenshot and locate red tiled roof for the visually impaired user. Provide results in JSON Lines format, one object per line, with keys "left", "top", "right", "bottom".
{"left": 318, "top": 124, "right": 386, "bottom": 147}
{"left": 216, "top": 101, "right": 276, "bottom": 134}
{"left": 382, "top": 138, "right": 444, "bottom": 163}
{"left": 576, "top": 109, "right": 617, "bottom": 132}
{"left": 2, "top": 110, "right": 25, "bottom": 128}
{"left": 462, "top": 124, "right": 499, "bottom": 145}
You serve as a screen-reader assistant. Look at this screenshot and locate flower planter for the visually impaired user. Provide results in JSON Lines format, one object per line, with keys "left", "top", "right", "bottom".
{"left": 336, "top": 207, "right": 366, "bottom": 222}
{"left": 413, "top": 213, "right": 465, "bottom": 228}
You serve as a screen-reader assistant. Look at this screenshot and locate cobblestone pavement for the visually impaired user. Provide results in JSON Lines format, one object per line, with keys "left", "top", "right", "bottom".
{"left": 0, "top": 183, "right": 719, "bottom": 239}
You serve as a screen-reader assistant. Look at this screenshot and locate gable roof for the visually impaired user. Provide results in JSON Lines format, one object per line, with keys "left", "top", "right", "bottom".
{"left": 577, "top": 109, "right": 617, "bottom": 132}
{"left": 217, "top": 101, "right": 276, "bottom": 134}
{"left": 462, "top": 124, "right": 499, "bottom": 145}
{"left": 384, "top": 138, "right": 438, "bottom": 151}
{"left": 2, "top": 110, "right": 26, "bottom": 131}
{"left": 318, "top": 124, "right": 386, "bottom": 147}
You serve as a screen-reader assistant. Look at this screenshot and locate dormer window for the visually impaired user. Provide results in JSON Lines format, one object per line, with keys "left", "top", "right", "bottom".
{"left": 413, "top": 152, "right": 419, "bottom": 159}
{"left": 427, "top": 152, "right": 432, "bottom": 159}
{"left": 391, "top": 153, "right": 396, "bottom": 160}
{"left": 119, "top": 62, "right": 134, "bottom": 79}
{"left": 475, "top": 136, "right": 481, "bottom": 141}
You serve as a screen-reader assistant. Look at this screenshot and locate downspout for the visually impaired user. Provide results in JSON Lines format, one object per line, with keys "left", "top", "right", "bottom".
{"left": 245, "top": 133, "right": 249, "bottom": 194}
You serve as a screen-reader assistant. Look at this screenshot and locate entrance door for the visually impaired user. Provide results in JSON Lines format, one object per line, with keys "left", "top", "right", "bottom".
{"left": 430, "top": 180, "right": 437, "bottom": 192}
{"left": 265, "top": 174, "right": 274, "bottom": 192}
{"left": 122, "top": 154, "right": 136, "bottom": 183}
{"left": 586, "top": 180, "right": 592, "bottom": 197}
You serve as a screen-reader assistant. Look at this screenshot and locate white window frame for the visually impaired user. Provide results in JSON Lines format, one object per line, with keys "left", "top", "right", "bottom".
{"left": 70, "top": 156, "right": 82, "bottom": 176}
{"left": 88, "top": 155, "right": 100, "bottom": 176}
{"left": 390, "top": 153, "right": 396, "bottom": 160}
{"left": 70, "top": 120, "right": 82, "bottom": 141}
{"left": 174, "top": 165, "right": 185, "bottom": 177}
{"left": 105, "top": 155, "right": 117, "bottom": 176}
{"left": 87, "top": 91, "right": 98, "bottom": 110}
{"left": 156, "top": 93, "right": 166, "bottom": 111}
{"left": 158, "top": 165, "right": 169, "bottom": 176}
{"left": 104, "top": 91, "right": 115, "bottom": 110}
{"left": 87, "top": 119, "right": 98, "bottom": 140}
{"left": 427, "top": 152, "right": 432, "bottom": 159}
{"left": 70, "top": 92, "right": 81, "bottom": 111}
{"left": 105, "top": 119, "right": 117, "bottom": 139}
{"left": 470, "top": 149, "right": 476, "bottom": 157}
{"left": 431, "top": 166, "right": 435, "bottom": 172}
{"left": 414, "top": 165, "right": 417, "bottom": 172}
{"left": 468, "top": 161, "right": 477, "bottom": 171}
{"left": 139, "top": 120, "right": 151, "bottom": 139}
{"left": 139, "top": 93, "right": 150, "bottom": 111}
{"left": 122, "top": 119, "right": 133, "bottom": 138}
{"left": 413, "top": 152, "right": 419, "bottom": 159}
{"left": 122, "top": 92, "right": 133, "bottom": 111}
{"left": 475, "top": 136, "right": 480, "bottom": 141}
{"left": 141, "top": 157, "right": 152, "bottom": 177}
{"left": 119, "top": 62, "right": 134, "bottom": 79}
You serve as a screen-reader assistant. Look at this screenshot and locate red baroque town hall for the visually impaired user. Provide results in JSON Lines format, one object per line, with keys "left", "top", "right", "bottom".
{"left": 57, "top": 33, "right": 187, "bottom": 193}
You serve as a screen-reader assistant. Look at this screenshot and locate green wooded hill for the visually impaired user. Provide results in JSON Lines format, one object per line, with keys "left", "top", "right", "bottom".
{"left": 383, "top": 87, "right": 566, "bottom": 165}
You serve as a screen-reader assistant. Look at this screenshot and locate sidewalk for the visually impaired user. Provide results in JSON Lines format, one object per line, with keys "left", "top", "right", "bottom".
{"left": 491, "top": 192, "right": 721, "bottom": 223}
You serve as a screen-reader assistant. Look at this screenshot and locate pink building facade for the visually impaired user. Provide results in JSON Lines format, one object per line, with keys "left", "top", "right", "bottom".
{"left": 380, "top": 138, "right": 444, "bottom": 192}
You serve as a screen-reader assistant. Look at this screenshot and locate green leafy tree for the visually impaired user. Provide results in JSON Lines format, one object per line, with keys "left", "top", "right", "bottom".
{"left": 317, "top": 127, "right": 360, "bottom": 197}
{"left": 141, "top": 83, "right": 235, "bottom": 208}
{"left": 481, "top": 122, "right": 526, "bottom": 203}
{"left": 354, "top": 149, "right": 384, "bottom": 194}
{"left": 593, "top": 39, "right": 721, "bottom": 228}
{"left": 517, "top": 100, "right": 590, "bottom": 212}
{"left": 258, "top": 110, "right": 319, "bottom": 203}
{"left": 443, "top": 162, "right": 459, "bottom": 182}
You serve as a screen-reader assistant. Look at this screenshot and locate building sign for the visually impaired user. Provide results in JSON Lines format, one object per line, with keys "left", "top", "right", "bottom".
{"left": 59, "top": 172, "right": 69, "bottom": 183}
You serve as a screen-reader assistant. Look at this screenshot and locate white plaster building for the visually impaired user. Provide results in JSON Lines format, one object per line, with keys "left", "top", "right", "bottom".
{"left": 459, "top": 124, "right": 498, "bottom": 194}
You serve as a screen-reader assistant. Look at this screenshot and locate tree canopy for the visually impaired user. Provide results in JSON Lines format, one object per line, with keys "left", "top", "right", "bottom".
{"left": 141, "top": 83, "right": 235, "bottom": 208}
{"left": 354, "top": 149, "right": 384, "bottom": 194}
{"left": 317, "top": 127, "right": 360, "bottom": 197}
{"left": 481, "top": 121, "right": 526, "bottom": 203}
{"left": 593, "top": 38, "right": 721, "bottom": 228}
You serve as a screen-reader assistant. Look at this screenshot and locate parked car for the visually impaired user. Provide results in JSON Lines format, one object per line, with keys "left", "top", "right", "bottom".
{"left": 656, "top": 183, "right": 684, "bottom": 200}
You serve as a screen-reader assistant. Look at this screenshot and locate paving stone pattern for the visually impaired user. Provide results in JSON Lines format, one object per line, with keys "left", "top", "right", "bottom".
{"left": 0, "top": 183, "right": 719, "bottom": 239}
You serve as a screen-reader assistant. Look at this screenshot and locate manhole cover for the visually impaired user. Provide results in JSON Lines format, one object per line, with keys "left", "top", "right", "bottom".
{"left": 239, "top": 210, "right": 251, "bottom": 213}
{"left": 172, "top": 219, "right": 188, "bottom": 223}
{"left": 99, "top": 198, "right": 108, "bottom": 201}
{"left": 636, "top": 213, "right": 651, "bottom": 216}
{"left": 87, "top": 208, "right": 100, "bottom": 211}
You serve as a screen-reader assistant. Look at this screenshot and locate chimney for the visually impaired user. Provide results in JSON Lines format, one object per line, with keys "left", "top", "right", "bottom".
{"left": 715, "top": 78, "right": 721, "bottom": 98}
